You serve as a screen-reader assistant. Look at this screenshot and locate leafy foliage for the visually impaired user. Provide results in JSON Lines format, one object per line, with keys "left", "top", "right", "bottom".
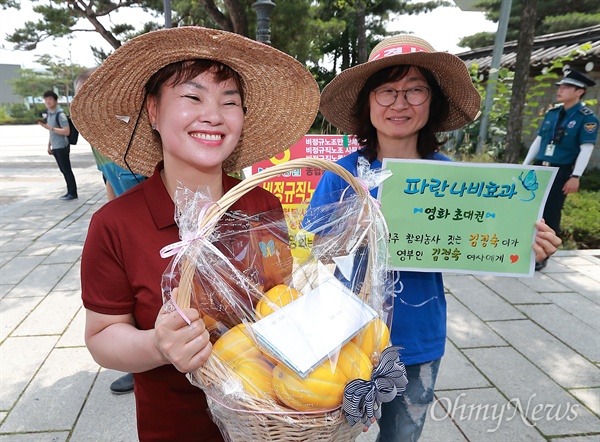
{"left": 542, "top": 12, "right": 600, "bottom": 33}
{"left": 6, "top": 0, "right": 157, "bottom": 53}
{"left": 580, "top": 167, "right": 600, "bottom": 192}
{"left": 458, "top": 32, "right": 496, "bottom": 50}
{"left": 459, "top": 0, "right": 600, "bottom": 47}
{"left": 0, "top": 103, "right": 47, "bottom": 124}
{"left": 561, "top": 189, "right": 600, "bottom": 249}
{"left": 443, "top": 64, "right": 512, "bottom": 160}
{"left": 9, "top": 68, "right": 55, "bottom": 99}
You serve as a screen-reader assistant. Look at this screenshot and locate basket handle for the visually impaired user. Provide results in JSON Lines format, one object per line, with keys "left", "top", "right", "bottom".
{"left": 175, "top": 157, "right": 372, "bottom": 311}
{"left": 198, "top": 158, "right": 369, "bottom": 232}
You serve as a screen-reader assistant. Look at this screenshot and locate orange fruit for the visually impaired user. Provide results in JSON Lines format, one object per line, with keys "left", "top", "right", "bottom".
{"left": 230, "top": 357, "right": 275, "bottom": 400}
{"left": 211, "top": 323, "right": 262, "bottom": 363}
{"left": 351, "top": 318, "right": 390, "bottom": 363}
{"left": 255, "top": 284, "right": 302, "bottom": 319}
{"left": 272, "top": 361, "right": 348, "bottom": 411}
{"left": 337, "top": 341, "right": 373, "bottom": 381}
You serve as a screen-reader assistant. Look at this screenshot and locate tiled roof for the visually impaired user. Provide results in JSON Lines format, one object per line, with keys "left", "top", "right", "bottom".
{"left": 457, "top": 25, "right": 600, "bottom": 71}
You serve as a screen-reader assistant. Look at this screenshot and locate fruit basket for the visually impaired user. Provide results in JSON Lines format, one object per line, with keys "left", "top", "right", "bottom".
{"left": 165, "top": 158, "right": 403, "bottom": 442}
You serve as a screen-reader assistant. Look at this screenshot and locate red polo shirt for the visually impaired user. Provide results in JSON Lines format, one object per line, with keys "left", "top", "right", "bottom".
{"left": 81, "top": 162, "right": 290, "bottom": 441}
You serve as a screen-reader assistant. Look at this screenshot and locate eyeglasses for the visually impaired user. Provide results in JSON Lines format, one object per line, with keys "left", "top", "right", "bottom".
{"left": 372, "top": 86, "right": 431, "bottom": 107}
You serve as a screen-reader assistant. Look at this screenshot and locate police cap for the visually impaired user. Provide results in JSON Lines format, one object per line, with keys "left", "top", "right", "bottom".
{"left": 555, "top": 69, "right": 596, "bottom": 89}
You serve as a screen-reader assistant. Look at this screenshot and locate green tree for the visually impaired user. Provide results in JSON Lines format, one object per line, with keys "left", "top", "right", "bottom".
{"left": 458, "top": 0, "right": 600, "bottom": 49}
{"left": 34, "top": 54, "right": 85, "bottom": 100}
{"left": 460, "top": 0, "right": 599, "bottom": 167}
{"left": 9, "top": 68, "right": 54, "bottom": 100}
{"left": 313, "top": 0, "right": 450, "bottom": 72}
{"left": 4, "top": 0, "right": 312, "bottom": 65}
{"left": 448, "top": 45, "right": 596, "bottom": 161}
{"left": 4, "top": 0, "right": 162, "bottom": 58}
{"left": 9, "top": 55, "right": 85, "bottom": 105}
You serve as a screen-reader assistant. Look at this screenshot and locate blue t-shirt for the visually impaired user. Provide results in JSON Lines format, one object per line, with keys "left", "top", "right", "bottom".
{"left": 303, "top": 149, "right": 450, "bottom": 366}
{"left": 536, "top": 103, "right": 599, "bottom": 165}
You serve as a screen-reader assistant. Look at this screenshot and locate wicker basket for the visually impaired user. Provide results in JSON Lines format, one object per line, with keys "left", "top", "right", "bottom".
{"left": 177, "top": 158, "right": 378, "bottom": 442}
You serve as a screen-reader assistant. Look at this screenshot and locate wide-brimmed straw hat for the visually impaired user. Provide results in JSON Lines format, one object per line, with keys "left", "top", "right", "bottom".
{"left": 320, "top": 35, "right": 481, "bottom": 133}
{"left": 71, "top": 27, "right": 320, "bottom": 176}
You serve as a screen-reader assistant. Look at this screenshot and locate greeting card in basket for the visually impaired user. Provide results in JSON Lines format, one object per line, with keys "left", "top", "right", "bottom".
{"left": 252, "top": 270, "right": 378, "bottom": 377}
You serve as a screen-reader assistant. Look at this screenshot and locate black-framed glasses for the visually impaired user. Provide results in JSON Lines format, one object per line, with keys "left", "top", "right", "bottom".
{"left": 372, "top": 86, "right": 431, "bottom": 107}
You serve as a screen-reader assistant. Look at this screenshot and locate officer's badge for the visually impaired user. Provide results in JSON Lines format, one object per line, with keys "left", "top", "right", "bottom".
{"left": 584, "top": 122, "right": 597, "bottom": 133}
{"left": 568, "top": 120, "right": 576, "bottom": 128}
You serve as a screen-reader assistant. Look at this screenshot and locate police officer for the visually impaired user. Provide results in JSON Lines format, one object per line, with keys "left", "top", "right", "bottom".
{"left": 524, "top": 69, "right": 598, "bottom": 270}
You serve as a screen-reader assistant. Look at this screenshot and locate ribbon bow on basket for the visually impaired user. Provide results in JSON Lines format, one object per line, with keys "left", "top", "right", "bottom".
{"left": 342, "top": 346, "right": 408, "bottom": 427}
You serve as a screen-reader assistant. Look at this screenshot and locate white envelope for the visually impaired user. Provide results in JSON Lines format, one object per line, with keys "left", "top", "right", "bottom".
{"left": 251, "top": 276, "right": 377, "bottom": 377}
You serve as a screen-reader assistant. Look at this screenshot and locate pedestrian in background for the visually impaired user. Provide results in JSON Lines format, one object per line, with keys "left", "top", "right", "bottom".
{"left": 37, "top": 91, "right": 78, "bottom": 201}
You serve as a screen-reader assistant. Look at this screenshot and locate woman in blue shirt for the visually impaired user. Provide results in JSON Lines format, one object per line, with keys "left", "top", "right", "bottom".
{"left": 305, "top": 35, "right": 561, "bottom": 441}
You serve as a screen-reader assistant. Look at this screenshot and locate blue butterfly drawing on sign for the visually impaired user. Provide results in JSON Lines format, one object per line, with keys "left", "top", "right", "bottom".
{"left": 516, "top": 170, "right": 539, "bottom": 202}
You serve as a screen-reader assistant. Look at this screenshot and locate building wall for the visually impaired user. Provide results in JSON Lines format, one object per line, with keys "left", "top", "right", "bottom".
{"left": 0, "top": 64, "right": 22, "bottom": 105}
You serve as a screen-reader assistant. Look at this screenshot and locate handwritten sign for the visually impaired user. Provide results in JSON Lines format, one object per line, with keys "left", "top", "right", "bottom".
{"left": 378, "top": 160, "right": 557, "bottom": 277}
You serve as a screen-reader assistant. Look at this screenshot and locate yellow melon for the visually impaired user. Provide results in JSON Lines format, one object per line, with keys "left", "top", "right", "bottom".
{"left": 211, "top": 323, "right": 262, "bottom": 363}
{"left": 230, "top": 357, "right": 275, "bottom": 400}
{"left": 272, "top": 361, "right": 348, "bottom": 411}
{"left": 351, "top": 318, "right": 390, "bottom": 363}
{"left": 255, "top": 284, "right": 302, "bottom": 319}
{"left": 337, "top": 341, "right": 373, "bottom": 381}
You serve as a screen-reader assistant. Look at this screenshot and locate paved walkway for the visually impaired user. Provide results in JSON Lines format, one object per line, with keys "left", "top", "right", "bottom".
{"left": 1, "top": 125, "right": 599, "bottom": 441}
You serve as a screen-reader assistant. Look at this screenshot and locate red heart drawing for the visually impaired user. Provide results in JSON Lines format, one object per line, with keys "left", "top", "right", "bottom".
{"left": 510, "top": 255, "right": 519, "bottom": 263}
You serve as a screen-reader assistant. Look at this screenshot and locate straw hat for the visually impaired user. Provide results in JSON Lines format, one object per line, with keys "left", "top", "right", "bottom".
{"left": 71, "top": 27, "right": 320, "bottom": 176}
{"left": 320, "top": 35, "right": 481, "bottom": 133}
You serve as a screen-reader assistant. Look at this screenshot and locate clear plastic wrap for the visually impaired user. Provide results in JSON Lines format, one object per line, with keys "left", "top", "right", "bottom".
{"left": 160, "top": 159, "right": 407, "bottom": 441}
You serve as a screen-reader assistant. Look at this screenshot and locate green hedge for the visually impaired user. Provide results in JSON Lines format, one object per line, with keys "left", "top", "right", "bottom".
{"left": 561, "top": 190, "right": 600, "bottom": 249}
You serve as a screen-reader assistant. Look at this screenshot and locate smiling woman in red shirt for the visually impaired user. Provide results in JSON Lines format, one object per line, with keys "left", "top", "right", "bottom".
{"left": 71, "top": 27, "right": 319, "bottom": 441}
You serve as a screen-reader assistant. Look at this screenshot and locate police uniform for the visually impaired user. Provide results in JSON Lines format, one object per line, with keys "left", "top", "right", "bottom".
{"left": 529, "top": 70, "right": 598, "bottom": 237}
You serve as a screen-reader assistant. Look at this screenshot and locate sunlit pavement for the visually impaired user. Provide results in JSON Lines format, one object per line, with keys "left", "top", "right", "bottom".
{"left": 1, "top": 125, "right": 599, "bottom": 441}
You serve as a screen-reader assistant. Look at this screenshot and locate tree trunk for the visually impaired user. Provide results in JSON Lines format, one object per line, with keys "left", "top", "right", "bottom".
{"left": 68, "top": 0, "right": 122, "bottom": 49}
{"left": 201, "top": 0, "right": 234, "bottom": 32}
{"left": 223, "top": 0, "right": 249, "bottom": 37}
{"left": 504, "top": 0, "right": 538, "bottom": 163}
{"left": 341, "top": 31, "right": 350, "bottom": 70}
{"left": 356, "top": 0, "right": 367, "bottom": 64}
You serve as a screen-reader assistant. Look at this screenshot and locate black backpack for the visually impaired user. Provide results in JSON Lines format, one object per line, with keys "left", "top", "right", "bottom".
{"left": 56, "top": 111, "right": 80, "bottom": 145}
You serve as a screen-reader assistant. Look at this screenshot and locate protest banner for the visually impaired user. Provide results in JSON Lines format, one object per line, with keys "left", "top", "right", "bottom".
{"left": 252, "top": 135, "right": 359, "bottom": 260}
